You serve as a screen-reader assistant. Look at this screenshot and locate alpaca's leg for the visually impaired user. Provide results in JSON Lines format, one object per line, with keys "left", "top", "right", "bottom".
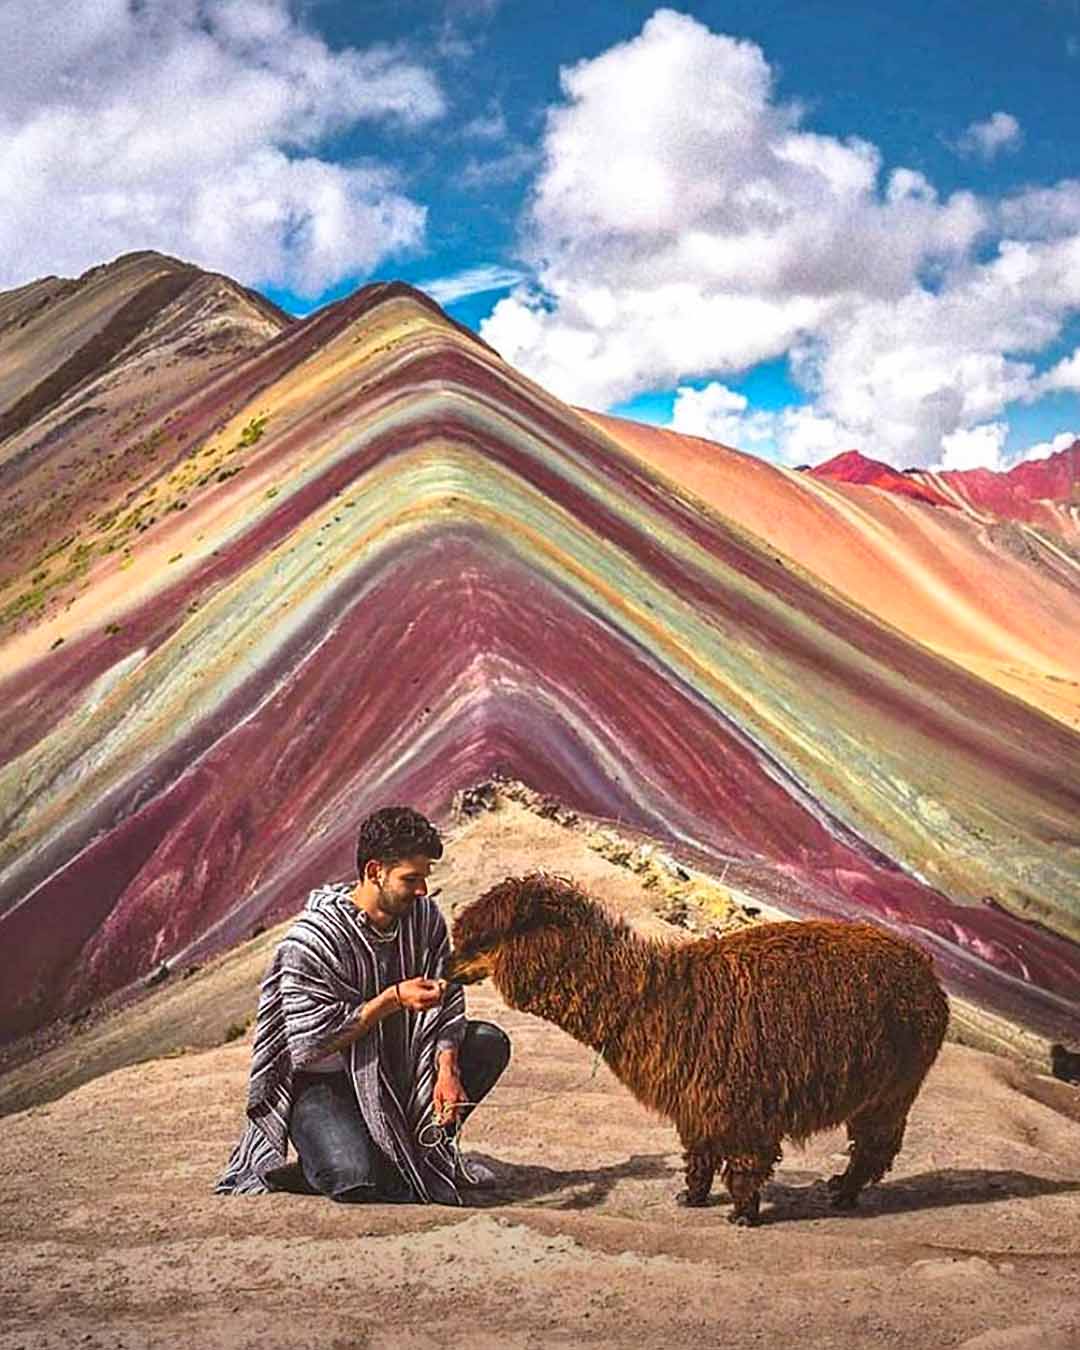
{"left": 827, "top": 1098, "right": 911, "bottom": 1209}
{"left": 721, "top": 1149, "right": 779, "bottom": 1227}
{"left": 678, "top": 1144, "right": 718, "bottom": 1207}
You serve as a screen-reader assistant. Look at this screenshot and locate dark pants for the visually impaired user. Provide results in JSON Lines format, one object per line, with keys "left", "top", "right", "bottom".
{"left": 289, "top": 1019, "right": 510, "bottom": 1202}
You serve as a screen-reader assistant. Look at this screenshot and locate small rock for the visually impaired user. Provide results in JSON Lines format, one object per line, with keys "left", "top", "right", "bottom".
{"left": 909, "top": 1256, "right": 995, "bottom": 1280}
{"left": 144, "top": 962, "right": 170, "bottom": 987}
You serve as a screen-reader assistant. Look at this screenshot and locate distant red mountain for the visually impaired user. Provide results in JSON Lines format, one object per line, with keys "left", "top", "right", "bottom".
{"left": 807, "top": 450, "right": 952, "bottom": 507}
{"left": 807, "top": 443, "right": 1080, "bottom": 534}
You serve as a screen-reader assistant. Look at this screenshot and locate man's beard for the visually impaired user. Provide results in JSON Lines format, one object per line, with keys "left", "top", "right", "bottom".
{"left": 377, "top": 887, "right": 413, "bottom": 919}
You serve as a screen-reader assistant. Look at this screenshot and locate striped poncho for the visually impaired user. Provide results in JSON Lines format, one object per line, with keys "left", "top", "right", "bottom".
{"left": 214, "top": 883, "right": 466, "bottom": 1203}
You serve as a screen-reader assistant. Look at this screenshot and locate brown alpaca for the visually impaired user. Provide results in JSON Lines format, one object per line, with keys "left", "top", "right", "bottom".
{"left": 448, "top": 873, "right": 949, "bottom": 1225}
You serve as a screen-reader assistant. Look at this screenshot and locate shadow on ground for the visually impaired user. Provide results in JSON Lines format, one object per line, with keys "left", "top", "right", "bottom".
{"left": 759, "top": 1168, "right": 1080, "bottom": 1225}
{"left": 259, "top": 1156, "right": 1080, "bottom": 1225}
{"left": 468, "top": 1151, "right": 677, "bottom": 1209}
{"left": 263, "top": 1151, "right": 679, "bottom": 1210}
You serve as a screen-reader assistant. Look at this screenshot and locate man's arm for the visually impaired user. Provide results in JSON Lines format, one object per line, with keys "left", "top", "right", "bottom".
{"left": 316, "top": 985, "right": 401, "bottom": 1056}
{"left": 310, "top": 977, "right": 447, "bottom": 1057}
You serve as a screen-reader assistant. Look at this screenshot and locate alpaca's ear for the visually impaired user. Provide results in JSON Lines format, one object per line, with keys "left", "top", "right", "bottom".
{"left": 519, "top": 875, "right": 591, "bottom": 929}
{"left": 510, "top": 879, "right": 545, "bottom": 929}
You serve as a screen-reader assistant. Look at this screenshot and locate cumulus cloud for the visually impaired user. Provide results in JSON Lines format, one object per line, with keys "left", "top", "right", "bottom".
{"left": 480, "top": 10, "right": 986, "bottom": 415}
{"left": 933, "top": 421, "right": 1009, "bottom": 471}
{"left": 0, "top": 0, "right": 444, "bottom": 294}
{"left": 1036, "top": 347, "right": 1080, "bottom": 394}
{"left": 996, "top": 179, "right": 1080, "bottom": 239}
{"left": 478, "top": 10, "right": 1080, "bottom": 467}
{"left": 956, "top": 111, "right": 1023, "bottom": 160}
{"left": 673, "top": 384, "right": 1078, "bottom": 473}
{"left": 1013, "top": 429, "right": 1079, "bottom": 462}
{"left": 670, "top": 383, "right": 855, "bottom": 466}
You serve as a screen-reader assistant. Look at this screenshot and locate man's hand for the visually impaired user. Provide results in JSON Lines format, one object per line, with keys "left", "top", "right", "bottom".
{"left": 433, "top": 1067, "right": 469, "bottom": 1127}
{"left": 395, "top": 977, "right": 445, "bottom": 1012}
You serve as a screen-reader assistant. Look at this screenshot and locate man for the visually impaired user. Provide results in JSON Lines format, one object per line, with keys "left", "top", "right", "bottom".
{"left": 215, "top": 806, "right": 511, "bottom": 1203}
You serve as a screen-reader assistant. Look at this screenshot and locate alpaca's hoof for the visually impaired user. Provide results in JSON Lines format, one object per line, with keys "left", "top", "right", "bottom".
{"left": 825, "top": 1173, "right": 860, "bottom": 1208}
{"left": 676, "top": 1189, "right": 710, "bottom": 1208}
{"left": 727, "top": 1210, "right": 759, "bottom": 1227}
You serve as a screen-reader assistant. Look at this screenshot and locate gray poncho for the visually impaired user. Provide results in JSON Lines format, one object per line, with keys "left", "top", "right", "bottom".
{"left": 214, "top": 883, "right": 466, "bottom": 1202}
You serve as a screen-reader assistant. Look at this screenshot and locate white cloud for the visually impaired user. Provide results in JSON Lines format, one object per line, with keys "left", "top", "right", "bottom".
{"left": 461, "top": 143, "right": 540, "bottom": 186}
{"left": 418, "top": 264, "right": 526, "bottom": 305}
{"left": 956, "top": 111, "right": 1023, "bottom": 160}
{"left": 1036, "top": 347, "right": 1080, "bottom": 394}
{"left": 1012, "top": 429, "right": 1079, "bottom": 463}
{"left": 933, "top": 421, "right": 1009, "bottom": 471}
{"left": 0, "top": 0, "right": 444, "bottom": 294}
{"left": 997, "top": 179, "right": 1080, "bottom": 239}
{"left": 670, "top": 382, "right": 856, "bottom": 466}
{"left": 462, "top": 101, "right": 508, "bottom": 140}
{"left": 480, "top": 10, "right": 987, "bottom": 411}
{"left": 478, "top": 10, "right": 1080, "bottom": 468}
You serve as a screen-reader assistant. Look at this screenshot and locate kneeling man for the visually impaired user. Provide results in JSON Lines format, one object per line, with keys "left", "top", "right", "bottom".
{"left": 216, "top": 806, "right": 510, "bottom": 1203}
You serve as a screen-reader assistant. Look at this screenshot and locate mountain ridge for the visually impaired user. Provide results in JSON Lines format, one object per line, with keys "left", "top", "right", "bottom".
{"left": 1, "top": 254, "right": 1077, "bottom": 1058}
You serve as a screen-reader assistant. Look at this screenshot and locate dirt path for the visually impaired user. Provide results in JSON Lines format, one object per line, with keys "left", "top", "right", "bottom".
{"left": 3, "top": 802, "right": 1079, "bottom": 1349}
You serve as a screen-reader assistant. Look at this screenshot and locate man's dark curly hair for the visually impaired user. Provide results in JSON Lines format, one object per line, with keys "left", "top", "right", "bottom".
{"left": 356, "top": 806, "right": 443, "bottom": 876}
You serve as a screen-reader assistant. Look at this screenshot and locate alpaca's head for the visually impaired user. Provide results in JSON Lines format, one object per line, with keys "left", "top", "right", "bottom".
{"left": 447, "top": 872, "right": 609, "bottom": 986}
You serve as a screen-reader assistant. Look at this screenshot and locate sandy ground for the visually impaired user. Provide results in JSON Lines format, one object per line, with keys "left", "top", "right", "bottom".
{"left": 3, "top": 800, "right": 1079, "bottom": 1350}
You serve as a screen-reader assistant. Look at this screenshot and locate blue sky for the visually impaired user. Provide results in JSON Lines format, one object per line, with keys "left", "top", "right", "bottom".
{"left": 3, "top": 0, "right": 1080, "bottom": 468}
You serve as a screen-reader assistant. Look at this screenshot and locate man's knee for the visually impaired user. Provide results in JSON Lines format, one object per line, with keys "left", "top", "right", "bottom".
{"left": 468, "top": 1019, "right": 511, "bottom": 1072}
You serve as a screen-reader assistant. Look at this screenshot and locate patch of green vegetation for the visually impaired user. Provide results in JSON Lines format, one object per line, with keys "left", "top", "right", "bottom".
{"left": 69, "top": 540, "right": 96, "bottom": 565}
{"left": 216, "top": 464, "right": 244, "bottom": 483}
{"left": 1, "top": 587, "right": 47, "bottom": 624}
{"left": 49, "top": 636, "right": 64, "bottom": 650}
{"left": 115, "top": 507, "right": 147, "bottom": 533}
{"left": 39, "top": 535, "right": 76, "bottom": 563}
{"left": 265, "top": 486, "right": 279, "bottom": 499}
{"left": 3, "top": 532, "right": 105, "bottom": 627}
{"left": 238, "top": 413, "right": 269, "bottom": 448}
{"left": 104, "top": 621, "right": 122, "bottom": 636}
{"left": 167, "top": 553, "right": 183, "bottom": 564}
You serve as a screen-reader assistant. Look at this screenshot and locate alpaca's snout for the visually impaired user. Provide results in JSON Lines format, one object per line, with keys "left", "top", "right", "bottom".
{"left": 446, "top": 951, "right": 492, "bottom": 985}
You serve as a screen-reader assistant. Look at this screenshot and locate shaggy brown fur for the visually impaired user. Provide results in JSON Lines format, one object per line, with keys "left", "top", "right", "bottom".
{"left": 448, "top": 873, "right": 950, "bottom": 1225}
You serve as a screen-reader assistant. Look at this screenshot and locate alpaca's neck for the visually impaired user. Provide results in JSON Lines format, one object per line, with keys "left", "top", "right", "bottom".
{"left": 498, "top": 922, "right": 651, "bottom": 1054}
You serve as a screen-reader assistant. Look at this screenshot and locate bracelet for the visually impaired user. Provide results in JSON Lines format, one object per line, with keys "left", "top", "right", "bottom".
{"left": 394, "top": 981, "right": 403, "bottom": 1008}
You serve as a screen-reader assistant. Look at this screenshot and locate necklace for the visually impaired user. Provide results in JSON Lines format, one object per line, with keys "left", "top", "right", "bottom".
{"left": 365, "top": 917, "right": 400, "bottom": 943}
{"left": 347, "top": 884, "right": 400, "bottom": 943}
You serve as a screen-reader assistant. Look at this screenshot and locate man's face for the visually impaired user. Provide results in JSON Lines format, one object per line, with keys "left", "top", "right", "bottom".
{"left": 370, "top": 854, "right": 433, "bottom": 920}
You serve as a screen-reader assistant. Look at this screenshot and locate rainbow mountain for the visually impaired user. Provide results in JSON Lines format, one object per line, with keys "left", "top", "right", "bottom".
{"left": 1, "top": 251, "right": 1078, "bottom": 1057}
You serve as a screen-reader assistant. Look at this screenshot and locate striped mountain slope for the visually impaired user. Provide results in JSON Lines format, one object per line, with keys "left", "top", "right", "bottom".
{"left": 1, "top": 259, "right": 1077, "bottom": 1053}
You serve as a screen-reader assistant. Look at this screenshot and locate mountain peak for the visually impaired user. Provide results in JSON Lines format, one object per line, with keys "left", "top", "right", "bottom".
{"left": 808, "top": 449, "right": 951, "bottom": 506}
